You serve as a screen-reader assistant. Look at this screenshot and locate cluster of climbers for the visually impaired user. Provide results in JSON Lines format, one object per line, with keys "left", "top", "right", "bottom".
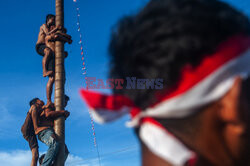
{"left": 21, "top": 14, "right": 72, "bottom": 166}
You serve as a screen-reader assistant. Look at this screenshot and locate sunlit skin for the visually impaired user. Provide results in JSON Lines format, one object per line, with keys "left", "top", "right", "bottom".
{"left": 43, "top": 23, "right": 72, "bottom": 108}
{"left": 45, "top": 25, "right": 71, "bottom": 62}
{"left": 142, "top": 77, "right": 250, "bottom": 166}
{"left": 30, "top": 147, "right": 39, "bottom": 166}
{"left": 37, "top": 17, "right": 72, "bottom": 77}
{"left": 36, "top": 17, "right": 56, "bottom": 108}
{"left": 34, "top": 99, "right": 70, "bottom": 166}
{"left": 36, "top": 17, "right": 55, "bottom": 77}
{"left": 27, "top": 99, "right": 44, "bottom": 166}
{"left": 36, "top": 16, "right": 72, "bottom": 108}
{"left": 31, "top": 100, "right": 70, "bottom": 136}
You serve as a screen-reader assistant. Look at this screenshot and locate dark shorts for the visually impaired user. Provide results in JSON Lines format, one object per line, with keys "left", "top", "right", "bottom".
{"left": 24, "top": 134, "right": 38, "bottom": 150}
{"left": 47, "top": 55, "right": 55, "bottom": 72}
{"left": 35, "top": 43, "right": 55, "bottom": 72}
{"left": 36, "top": 43, "right": 47, "bottom": 56}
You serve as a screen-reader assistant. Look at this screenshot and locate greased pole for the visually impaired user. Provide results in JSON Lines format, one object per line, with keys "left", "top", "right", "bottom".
{"left": 54, "top": 0, "right": 65, "bottom": 165}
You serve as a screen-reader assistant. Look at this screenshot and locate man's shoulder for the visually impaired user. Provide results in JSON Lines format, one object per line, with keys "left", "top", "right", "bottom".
{"left": 40, "top": 24, "right": 46, "bottom": 28}
{"left": 39, "top": 24, "right": 47, "bottom": 34}
{"left": 30, "top": 105, "right": 40, "bottom": 114}
{"left": 29, "top": 105, "right": 35, "bottom": 112}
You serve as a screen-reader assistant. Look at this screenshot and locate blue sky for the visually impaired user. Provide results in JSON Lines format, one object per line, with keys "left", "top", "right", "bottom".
{"left": 0, "top": 0, "right": 249, "bottom": 166}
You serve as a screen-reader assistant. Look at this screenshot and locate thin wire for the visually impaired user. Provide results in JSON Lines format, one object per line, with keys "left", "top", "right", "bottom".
{"left": 88, "top": 109, "right": 102, "bottom": 166}
{"left": 73, "top": 0, "right": 101, "bottom": 166}
{"left": 70, "top": 145, "right": 138, "bottom": 164}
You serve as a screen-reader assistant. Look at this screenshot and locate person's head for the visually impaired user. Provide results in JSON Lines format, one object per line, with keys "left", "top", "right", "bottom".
{"left": 109, "top": 0, "right": 250, "bottom": 165}
{"left": 29, "top": 98, "right": 44, "bottom": 108}
{"left": 46, "top": 14, "right": 55, "bottom": 29}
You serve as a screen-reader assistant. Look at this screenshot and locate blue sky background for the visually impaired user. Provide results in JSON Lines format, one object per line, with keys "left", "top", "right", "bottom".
{"left": 0, "top": 0, "right": 249, "bottom": 166}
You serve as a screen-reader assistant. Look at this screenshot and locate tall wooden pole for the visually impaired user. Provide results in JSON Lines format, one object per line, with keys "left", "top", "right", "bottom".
{"left": 54, "top": 0, "right": 65, "bottom": 165}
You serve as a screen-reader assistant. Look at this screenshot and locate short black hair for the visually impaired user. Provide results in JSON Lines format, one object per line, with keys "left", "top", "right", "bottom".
{"left": 29, "top": 98, "right": 39, "bottom": 107}
{"left": 46, "top": 14, "right": 55, "bottom": 24}
{"left": 109, "top": 0, "right": 250, "bottom": 109}
{"left": 65, "top": 95, "right": 70, "bottom": 102}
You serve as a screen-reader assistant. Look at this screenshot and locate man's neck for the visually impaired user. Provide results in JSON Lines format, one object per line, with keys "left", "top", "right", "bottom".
{"left": 141, "top": 142, "right": 172, "bottom": 166}
{"left": 35, "top": 105, "right": 42, "bottom": 112}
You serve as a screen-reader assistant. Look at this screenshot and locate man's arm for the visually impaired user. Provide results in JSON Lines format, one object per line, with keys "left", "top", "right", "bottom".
{"left": 47, "top": 26, "right": 59, "bottom": 35}
{"left": 31, "top": 105, "right": 41, "bottom": 134}
{"left": 31, "top": 105, "right": 44, "bottom": 134}
{"left": 32, "top": 107, "right": 52, "bottom": 134}
{"left": 47, "top": 25, "right": 67, "bottom": 36}
{"left": 44, "top": 108, "right": 70, "bottom": 119}
{"left": 41, "top": 24, "right": 49, "bottom": 35}
{"left": 41, "top": 24, "right": 59, "bottom": 36}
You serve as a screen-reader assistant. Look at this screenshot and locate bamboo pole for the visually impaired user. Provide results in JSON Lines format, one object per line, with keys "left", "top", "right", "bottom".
{"left": 54, "top": 0, "right": 65, "bottom": 165}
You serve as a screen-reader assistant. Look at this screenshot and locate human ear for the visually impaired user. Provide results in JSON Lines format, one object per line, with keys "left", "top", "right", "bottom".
{"left": 217, "top": 77, "right": 245, "bottom": 158}
{"left": 218, "top": 77, "right": 243, "bottom": 125}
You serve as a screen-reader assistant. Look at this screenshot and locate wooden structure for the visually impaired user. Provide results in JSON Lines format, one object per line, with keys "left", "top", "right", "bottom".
{"left": 54, "top": 0, "right": 66, "bottom": 165}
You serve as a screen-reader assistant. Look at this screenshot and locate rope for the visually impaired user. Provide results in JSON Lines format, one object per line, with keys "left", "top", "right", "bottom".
{"left": 73, "top": 0, "right": 101, "bottom": 165}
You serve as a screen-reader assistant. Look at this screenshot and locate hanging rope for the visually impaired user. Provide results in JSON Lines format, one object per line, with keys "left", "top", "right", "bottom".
{"left": 73, "top": 0, "right": 101, "bottom": 165}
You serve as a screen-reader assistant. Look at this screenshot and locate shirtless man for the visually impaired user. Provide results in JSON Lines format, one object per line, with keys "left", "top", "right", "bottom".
{"left": 36, "top": 14, "right": 57, "bottom": 77}
{"left": 36, "top": 14, "right": 72, "bottom": 107}
{"left": 38, "top": 95, "right": 70, "bottom": 166}
{"left": 22, "top": 98, "right": 44, "bottom": 166}
{"left": 32, "top": 96, "right": 70, "bottom": 166}
{"left": 44, "top": 23, "right": 72, "bottom": 108}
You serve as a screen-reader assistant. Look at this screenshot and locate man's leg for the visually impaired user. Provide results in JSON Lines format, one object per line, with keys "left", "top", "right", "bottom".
{"left": 64, "top": 144, "right": 69, "bottom": 163}
{"left": 31, "top": 147, "right": 39, "bottom": 166}
{"left": 39, "top": 154, "right": 45, "bottom": 166}
{"left": 38, "top": 129, "right": 59, "bottom": 166}
{"left": 43, "top": 48, "right": 53, "bottom": 77}
{"left": 46, "top": 76, "right": 54, "bottom": 107}
{"left": 27, "top": 134, "right": 39, "bottom": 166}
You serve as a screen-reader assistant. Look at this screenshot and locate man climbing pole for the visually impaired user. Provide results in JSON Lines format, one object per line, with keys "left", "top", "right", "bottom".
{"left": 31, "top": 96, "right": 70, "bottom": 166}
{"left": 21, "top": 98, "right": 44, "bottom": 166}
{"left": 38, "top": 97, "right": 70, "bottom": 166}
{"left": 35, "top": 14, "right": 71, "bottom": 108}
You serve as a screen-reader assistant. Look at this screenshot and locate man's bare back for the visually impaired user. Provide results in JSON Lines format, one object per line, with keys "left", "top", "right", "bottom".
{"left": 36, "top": 24, "right": 46, "bottom": 45}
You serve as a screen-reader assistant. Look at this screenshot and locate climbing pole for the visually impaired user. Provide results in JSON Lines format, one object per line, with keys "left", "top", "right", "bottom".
{"left": 54, "top": 0, "right": 66, "bottom": 165}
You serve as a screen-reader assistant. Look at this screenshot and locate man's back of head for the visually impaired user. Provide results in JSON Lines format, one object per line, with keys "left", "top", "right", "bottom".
{"left": 29, "top": 98, "right": 39, "bottom": 107}
{"left": 109, "top": 0, "right": 250, "bottom": 108}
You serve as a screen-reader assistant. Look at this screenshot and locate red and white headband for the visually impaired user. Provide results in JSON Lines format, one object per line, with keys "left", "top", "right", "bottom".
{"left": 80, "top": 35, "right": 250, "bottom": 165}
